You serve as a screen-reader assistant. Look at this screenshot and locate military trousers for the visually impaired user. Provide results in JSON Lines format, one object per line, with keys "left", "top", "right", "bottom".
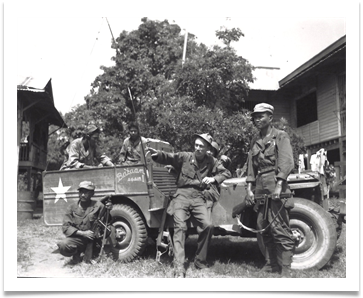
{"left": 255, "top": 172, "right": 295, "bottom": 252}
{"left": 57, "top": 226, "right": 117, "bottom": 258}
{"left": 169, "top": 191, "right": 214, "bottom": 269}
{"left": 57, "top": 235, "right": 90, "bottom": 257}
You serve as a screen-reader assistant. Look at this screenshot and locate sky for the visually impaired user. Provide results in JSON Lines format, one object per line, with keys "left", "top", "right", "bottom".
{"left": 13, "top": 1, "right": 352, "bottom": 116}
{"left": 4, "top": 1, "right": 359, "bottom": 291}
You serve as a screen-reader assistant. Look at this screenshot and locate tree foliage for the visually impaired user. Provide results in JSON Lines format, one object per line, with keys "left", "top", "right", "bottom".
{"left": 274, "top": 117, "right": 306, "bottom": 170}
{"left": 173, "top": 45, "right": 254, "bottom": 111}
{"left": 46, "top": 18, "right": 305, "bottom": 174}
{"left": 216, "top": 27, "right": 244, "bottom": 47}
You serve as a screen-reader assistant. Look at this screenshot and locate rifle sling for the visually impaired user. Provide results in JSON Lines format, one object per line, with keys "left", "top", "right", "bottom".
{"left": 238, "top": 199, "right": 286, "bottom": 234}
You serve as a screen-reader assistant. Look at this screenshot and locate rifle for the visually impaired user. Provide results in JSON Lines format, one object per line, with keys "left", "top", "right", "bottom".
{"left": 254, "top": 192, "right": 293, "bottom": 220}
{"left": 83, "top": 196, "right": 112, "bottom": 264}
{"left": 233, "top": 192, "right": 293, "bottom": 234}
{"left": 94, "top": 207, "right": 110, "bottom": 263}
{"left": 232, "top": 192, "right": 293, "bottom": 219}
{"left": 155, "top": 192, "right": 173, "bottom": 263}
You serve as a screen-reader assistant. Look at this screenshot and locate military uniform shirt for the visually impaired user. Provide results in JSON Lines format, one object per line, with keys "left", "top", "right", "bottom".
{"left": 247, "top": 127, "right": 294, "bottom": 183}
{"left": 152, "top": 151, "right": 231, "bottom": 191}
{"left": 60, "top": 138, "right": 112, "bottom": 170}
{"left": 62, "top": 200, "right": 110, "bottom": 237}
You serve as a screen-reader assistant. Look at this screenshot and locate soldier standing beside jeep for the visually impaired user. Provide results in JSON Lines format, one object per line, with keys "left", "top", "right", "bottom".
{"left": 147, "top": 133, "right": 231, "bottom": 278}
{"left": 246, "top": 103, "right": 295, "bottom": 277}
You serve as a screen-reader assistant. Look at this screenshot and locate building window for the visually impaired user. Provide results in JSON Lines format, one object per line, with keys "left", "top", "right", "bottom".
{"left": 296, "top": 92, "right": 318, "bottom": 127}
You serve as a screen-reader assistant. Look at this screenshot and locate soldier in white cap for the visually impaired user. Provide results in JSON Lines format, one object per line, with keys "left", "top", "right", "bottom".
{"left": 246, "top": 103, "right": 295, "bottom": 277}
{"left": 56, "top": 181, "right": 116, "bottom": 264}
{"left": 147, "top": 133, "right": 231, "bottom": 277}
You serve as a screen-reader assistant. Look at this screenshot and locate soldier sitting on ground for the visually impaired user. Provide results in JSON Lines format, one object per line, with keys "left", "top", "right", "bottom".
{"left": 55, "top": 181, "right": 118, "bottom": 264}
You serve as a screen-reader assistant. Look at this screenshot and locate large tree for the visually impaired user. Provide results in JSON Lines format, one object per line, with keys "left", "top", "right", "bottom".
{"left": 47, "top": 18, "right": 304, "bottom": 173}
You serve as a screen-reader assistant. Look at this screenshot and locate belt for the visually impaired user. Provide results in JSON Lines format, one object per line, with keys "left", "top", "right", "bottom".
{"left": 176, "top": 187, "right": 203, "bottom": 199}
{"left": 257, "top": 166, "right": 275, "bottom": 175}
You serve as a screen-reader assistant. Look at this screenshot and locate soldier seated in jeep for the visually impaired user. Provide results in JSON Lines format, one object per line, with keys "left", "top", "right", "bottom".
{"left": 60, "top": 125, "right": 114, "bottom": 170}
{"left": 117, "top": 122, "right": 162, "bottom": 166}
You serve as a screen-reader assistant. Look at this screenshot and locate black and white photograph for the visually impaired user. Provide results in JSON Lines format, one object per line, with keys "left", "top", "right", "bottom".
{"left": 4, "top": 0, "right": 360, "bottom": 294}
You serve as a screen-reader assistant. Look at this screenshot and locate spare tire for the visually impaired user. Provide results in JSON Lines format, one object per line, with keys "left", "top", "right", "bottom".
{"left": 257, "top": 197, "right": 337, "bottom": 270}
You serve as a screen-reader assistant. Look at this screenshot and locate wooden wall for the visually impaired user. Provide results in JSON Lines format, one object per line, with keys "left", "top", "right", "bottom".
{"left": 293, "top": 73, "right": 340, "bottom": 145}
{"left": 316, "top": 74, "right": 340, "bottom": 141}
{"left": 248, "top": 71, "right": 341, "bottom": 146}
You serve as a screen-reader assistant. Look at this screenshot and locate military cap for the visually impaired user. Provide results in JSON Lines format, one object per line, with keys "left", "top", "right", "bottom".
{"left": 192, "top": 133, "right": 213, "bottom": 147}
{"left": 251, "top": 103, "right": 274, "bottom": 116}
{"left": 77, "top": 181, "right": 96, "bottom": 191}
{"left": 85, "top": 124, "right": 100, "bottom": 135}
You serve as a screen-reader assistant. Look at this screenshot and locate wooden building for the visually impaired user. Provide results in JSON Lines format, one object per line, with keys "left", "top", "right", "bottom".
{"left": 17, "top": 76, "right": 66, "bottom": 194}
{"left": 245, "top": 35, "right": 346, "bottom": 180}
{"left": 278, "top": 36, "right": 346, "bottom": 179}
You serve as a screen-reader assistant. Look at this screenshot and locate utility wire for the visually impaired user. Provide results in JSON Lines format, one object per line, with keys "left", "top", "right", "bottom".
{"left": 68, "top": 17, "right": 105, "bottom": 112}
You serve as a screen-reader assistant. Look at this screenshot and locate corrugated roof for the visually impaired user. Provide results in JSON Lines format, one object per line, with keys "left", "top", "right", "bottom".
{"left": 249, "top": 67, "right": 280, "bottom": 91}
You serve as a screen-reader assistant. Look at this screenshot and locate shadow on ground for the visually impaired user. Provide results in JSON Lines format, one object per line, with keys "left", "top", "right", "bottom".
{"left": 142, "top": 234, "right": 265, "bottom": 268}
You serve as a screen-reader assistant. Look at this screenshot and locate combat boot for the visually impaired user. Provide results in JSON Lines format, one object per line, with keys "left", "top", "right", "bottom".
{"left": 173, "top": 261, "right": 186, "bottom": 278}
{"left": 281, "top": 266, "right": 292, "bottom": 278}
{"left": 194, "top": 258, "right": 209, "bottom": 270}
{"left": 259, "top": 244, "right": 280, "bottom": 273}
{"left": 259, "top": 262, "right": 280, "bottom": 273}
{"left": 70, "top": 252, "right": 82, "bottom": 265}
{"left": 280, "top": 250, "right": 293, "bottom": 278}
{"left": 174, "top": 271, "right": 185, "bottom": 278}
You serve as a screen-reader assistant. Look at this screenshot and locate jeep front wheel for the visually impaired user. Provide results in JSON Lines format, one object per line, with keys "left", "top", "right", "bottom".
{"left": 257, "top": 197, "right": 337, "bottom": 270}
{"left": 111, "top": 204, "right": 148, "bottom": 262}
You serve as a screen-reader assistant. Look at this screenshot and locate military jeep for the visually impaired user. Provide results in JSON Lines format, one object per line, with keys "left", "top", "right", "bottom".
{"left": 42, "top": 142, "right": 345, "bottom": 270}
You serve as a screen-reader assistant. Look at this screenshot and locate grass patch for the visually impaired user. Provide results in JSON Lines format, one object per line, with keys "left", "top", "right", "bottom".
{"left": 17, "top": 218, "right": 346, "bottom": 278}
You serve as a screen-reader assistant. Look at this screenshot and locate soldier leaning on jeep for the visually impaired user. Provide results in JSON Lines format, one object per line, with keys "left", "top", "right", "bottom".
{"left": 147, "top": 133, "right": 231, "bottom": 278}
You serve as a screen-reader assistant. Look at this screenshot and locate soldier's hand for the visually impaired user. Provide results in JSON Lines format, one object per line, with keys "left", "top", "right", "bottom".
{"left": 82, "top": 165, "right": 94, "bottom": 169}
{"left": 105, "top": 201, "right": 113, "bottom": 210}
{"left": 146, "top": 147, "right": 157, "bottom": 156}
{"left": 78, "top": 230, "right": 94, "bottom": 240}
{"left": 202, "top": 177, "right": 215, "bottom": 185}
{"left": 105, "top": 161, "right": 115, "bottom": 167}
{"left": 272, "top": 184, "right": 282, "bottom": 201}
{"left": 246, "top": 190, "right": 255, "bottom": 206}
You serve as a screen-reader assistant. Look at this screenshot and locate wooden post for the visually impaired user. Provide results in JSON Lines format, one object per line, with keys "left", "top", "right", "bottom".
{"left": 27, "top": 167, "right": 31, "bottom": 191}
{"left": 182, "top": 31, "right": 188, "bottom": 67}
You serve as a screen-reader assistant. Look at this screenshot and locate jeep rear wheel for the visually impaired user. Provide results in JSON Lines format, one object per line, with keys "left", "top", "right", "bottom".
{"left": 257, "top": 197, "right": 337, "bottom": 270}
{"left": 111, "top": 204, "right": 148, "bottom": 262}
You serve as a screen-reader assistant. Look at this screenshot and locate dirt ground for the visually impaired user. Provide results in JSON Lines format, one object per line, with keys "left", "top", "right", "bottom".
{"left": 18, "top": 243, "right": 78, "bottom": 278}
{"left": 17, "top": 204, "right": 346, "bottom": 279}
{"left": 17, "top": 210, "right": 80, "bottom": 278}
{"left": 17, "top": 208, "right": 120, "bottom": 278}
